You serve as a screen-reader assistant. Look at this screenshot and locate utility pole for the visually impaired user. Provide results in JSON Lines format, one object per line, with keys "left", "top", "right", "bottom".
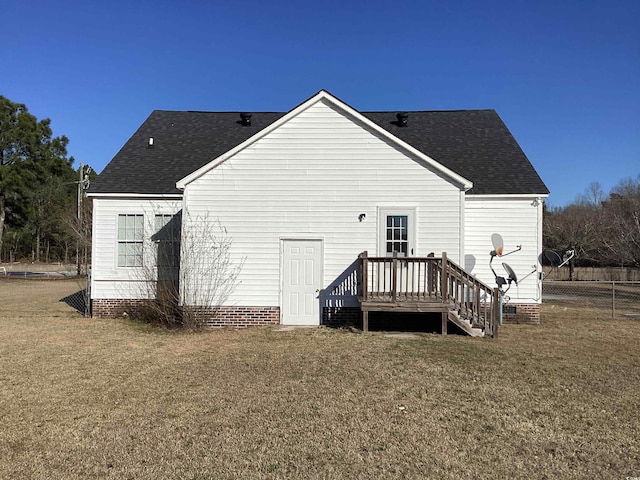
{"left": 75, "top": 163, "right": 92, "bottom": 277}
{"left": 77, "top": 162, "right": 83, "bottom": 276}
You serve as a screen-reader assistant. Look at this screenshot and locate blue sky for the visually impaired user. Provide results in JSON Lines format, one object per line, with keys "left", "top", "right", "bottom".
{"left": 3, "top": 0, "right": 638, "bottom": 207}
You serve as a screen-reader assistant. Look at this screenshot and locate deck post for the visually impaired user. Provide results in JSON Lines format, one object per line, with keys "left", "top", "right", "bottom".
{"left": 441, "top": 312, "right": 447, "bottom": 335}
{"left": 440, "top": 251, "right": 448, "bottom": 300}
{"left": 363, "top": 310, "right": 369, "bottom": 333}
{"left": 361, "top": 251, "right": 368, "bottom": 301}
{"left": 473, "top": 282, "right": 480, "bottom": 326}
{"left": 427, "top": 252, "right": 435, "bottom": 295}
{"left": 392, "top": 251, "right": 398, "bottom": 303}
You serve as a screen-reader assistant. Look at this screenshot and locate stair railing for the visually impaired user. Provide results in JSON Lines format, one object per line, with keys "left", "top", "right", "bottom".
{"left": 359, "top": 251, "right": 498, "bottom": 337}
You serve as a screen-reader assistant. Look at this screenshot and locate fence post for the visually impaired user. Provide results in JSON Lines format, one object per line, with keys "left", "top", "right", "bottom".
{"left": 612, "top": 281, "right": 615, "bottom": 320}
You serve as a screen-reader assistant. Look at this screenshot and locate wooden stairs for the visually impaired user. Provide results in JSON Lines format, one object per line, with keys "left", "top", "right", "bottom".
{"left": 359, "top": 251, "right": 499, "bottom": 338}
{"left": 447, "top": 309, "right": 485, "bottom": 337}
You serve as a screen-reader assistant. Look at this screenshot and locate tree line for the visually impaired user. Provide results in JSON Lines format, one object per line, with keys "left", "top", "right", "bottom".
{"left": 544, "top": 178, "right": 640, "bottom": 268}
{"left": 0, "top": 95, "right": 94, "bottom": 264}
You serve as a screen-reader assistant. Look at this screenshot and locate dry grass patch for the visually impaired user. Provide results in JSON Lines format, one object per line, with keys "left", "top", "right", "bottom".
{"left": 0, "top": 279, "right": 639, "bottom": 479}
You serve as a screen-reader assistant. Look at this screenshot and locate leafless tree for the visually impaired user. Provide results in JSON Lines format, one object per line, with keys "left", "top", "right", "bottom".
{"left": 63, "top": 196, "right": 92, "bottom": 275}
{"left": 601, "top": 176, "right": 640, "bottom": 267}
{"left": 544, "top": 203, "right": 604, "bottom": 265}
{"left": 544, "top": 175, "right": 640, "bottom": 271}
{"left": 576, "top": 181, "right": 605, "bottom": 208}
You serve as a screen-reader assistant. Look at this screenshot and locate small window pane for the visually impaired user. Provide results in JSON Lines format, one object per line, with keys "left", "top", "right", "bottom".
{"left": 135, "top": 217, "right": 144, "bottom": 241}
{"left": 385, "top": 215, "right": 409, "bottom": 257}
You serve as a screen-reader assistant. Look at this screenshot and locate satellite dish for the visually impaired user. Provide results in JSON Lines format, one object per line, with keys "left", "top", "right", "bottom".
{"left": 502, "top": 262, "right": 518, "bottom": 285}
{"left": 491, "top": 233, "right": 504, "bottom": 257}
{"left": 543, "top": 249, "right": 562, "bottom": 267}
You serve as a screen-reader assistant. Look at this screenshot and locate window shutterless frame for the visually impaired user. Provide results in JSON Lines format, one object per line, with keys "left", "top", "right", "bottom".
{"left": 117, "top": 214, "right": 144, "bottom": 267}
{"left": 377, "top": 208, "right": 416, "bottom": 257}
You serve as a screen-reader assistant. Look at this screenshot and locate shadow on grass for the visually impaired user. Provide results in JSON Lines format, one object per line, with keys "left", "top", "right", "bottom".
{"left": 60, "top": 290, "right": 88, "bottom": 315}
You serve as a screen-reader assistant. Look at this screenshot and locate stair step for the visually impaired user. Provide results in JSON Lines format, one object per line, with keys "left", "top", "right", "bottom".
{"left": 447, "top": 310, "right": 485, "bottom": 337}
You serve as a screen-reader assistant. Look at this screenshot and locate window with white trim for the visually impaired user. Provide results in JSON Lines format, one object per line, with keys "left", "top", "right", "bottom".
{"left": 378, "top": 208, "right": 416, "bottom": 257}
{"left": 117, "top": 214, "right": 144, "bottom": 267}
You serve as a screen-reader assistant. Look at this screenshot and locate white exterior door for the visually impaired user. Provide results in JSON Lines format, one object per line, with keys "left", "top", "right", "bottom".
{"left": 282, "top": 239, "right": 323, "bottom": 325}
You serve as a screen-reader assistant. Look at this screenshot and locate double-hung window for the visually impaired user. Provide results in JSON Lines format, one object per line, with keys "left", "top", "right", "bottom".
{"left": 117, "top": 214, "right": 144, "bottom": 267}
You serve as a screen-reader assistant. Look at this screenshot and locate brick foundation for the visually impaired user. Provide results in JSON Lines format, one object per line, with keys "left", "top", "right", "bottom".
{"left": 91, "top": 299, "right": 280, "bottom": 328}
{"left": 191, "top": 306, "right": 280, "bottom": 328}
{"left": 91, "top": 299, "right": 152, "bottom": 319}
{"left": 501, "top": 303, "right": 540, "bottom": 325}
{"left": 92, "top": 299, "right": 539, "bottom": 328}
{"left": 322, "top": 307, "right": 361, "bottom": 327}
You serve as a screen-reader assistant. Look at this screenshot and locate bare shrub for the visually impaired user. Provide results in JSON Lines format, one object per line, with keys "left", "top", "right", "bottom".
{"left": 139, "top": 210, "right": 243, "bottom": 329}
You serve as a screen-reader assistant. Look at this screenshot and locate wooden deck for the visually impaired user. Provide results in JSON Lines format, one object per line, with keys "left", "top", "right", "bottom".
{"left": 359, "top": 251, "right": 499, "bottom": 337}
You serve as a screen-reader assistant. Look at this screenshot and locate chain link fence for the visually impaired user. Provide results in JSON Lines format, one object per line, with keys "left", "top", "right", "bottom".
{"left": 542, "top": 280, "right": 640, "bottom": 319}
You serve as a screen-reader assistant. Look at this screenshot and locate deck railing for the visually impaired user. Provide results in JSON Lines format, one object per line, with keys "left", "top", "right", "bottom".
{"left": 359, "top": 251, "right": 498, "bottom": 337}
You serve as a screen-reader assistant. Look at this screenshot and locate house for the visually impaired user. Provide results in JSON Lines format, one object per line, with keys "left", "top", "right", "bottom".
{"left": 87, "top": 90, "right": 548, "bottom": 333}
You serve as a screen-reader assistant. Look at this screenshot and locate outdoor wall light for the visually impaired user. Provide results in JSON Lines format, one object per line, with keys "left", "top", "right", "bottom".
{"left": 359, "top": 213, "right": 366, "bottom": 222}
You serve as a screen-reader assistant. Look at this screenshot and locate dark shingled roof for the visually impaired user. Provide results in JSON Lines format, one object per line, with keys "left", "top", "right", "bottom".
{"left": 89, "top": 108, "right": 548, "bottom": 196}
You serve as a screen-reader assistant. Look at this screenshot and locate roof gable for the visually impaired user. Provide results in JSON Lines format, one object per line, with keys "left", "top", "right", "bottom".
{"left": 88, "top": 90, "right": 548, "bottom": 196}
{"left": 176, "top": 90, "right": 472, "bottom": 190}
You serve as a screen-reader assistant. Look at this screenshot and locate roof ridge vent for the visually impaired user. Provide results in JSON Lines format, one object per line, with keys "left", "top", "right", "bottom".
{"left": 396, "top": 112, "right": 409, "bottom": 127}
{"left": 240, "top": 112, "right": 252, "bottom": 126}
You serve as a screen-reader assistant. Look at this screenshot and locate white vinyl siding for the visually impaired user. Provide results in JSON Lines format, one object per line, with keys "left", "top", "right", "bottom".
{"left": 464, "top": 196, "right": 544, "bottom": 304}
{"left": 183, "top": 99, "right": 463, "bottom": 308}
{"left": 91, "top": 198, "right": 182, "bottom": 299}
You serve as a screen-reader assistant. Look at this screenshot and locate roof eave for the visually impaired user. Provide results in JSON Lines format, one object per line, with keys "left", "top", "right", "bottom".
{"left": 86, "top": 192, "right": 184, "bottom": 199}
